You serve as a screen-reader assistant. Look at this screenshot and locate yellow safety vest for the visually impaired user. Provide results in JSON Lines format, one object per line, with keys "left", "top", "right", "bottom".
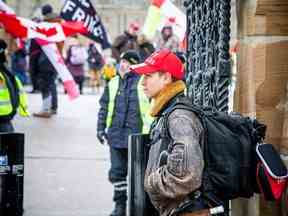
{"left": 106, "top": 75, "right": 153, "bottom": 133}
{"left": 0, "top": 72, "right": 29, "bottom": 117}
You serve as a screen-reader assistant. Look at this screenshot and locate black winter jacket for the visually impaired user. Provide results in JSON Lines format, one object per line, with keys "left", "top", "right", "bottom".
{"left": 97, "top": 73, "right": 143, "bottom": 148}
{"left": 29, "top": 39, "right": 57, "bottom": 88}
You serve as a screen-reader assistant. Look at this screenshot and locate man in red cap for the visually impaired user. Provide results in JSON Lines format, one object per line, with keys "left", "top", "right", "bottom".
{"left": 111, "top": 22, "right": 140, "bottom": 63}
{"left": 130, "top": 49, "right": 208, "bottom": 216}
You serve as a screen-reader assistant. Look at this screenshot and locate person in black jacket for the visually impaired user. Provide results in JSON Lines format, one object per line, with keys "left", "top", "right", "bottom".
{"left": 33, "top": 5, "right": 60, "bottom": 118}
{"left": 31, "top": 38, "right": 58, "bottom": 118}
{"left": 87, "top": 43, "right": 104, "bottom": 92}
{"left": 137, "top": 34, "right": 155, "bottom": 61}
{"left": 97, "top": 50, "right": 151, "bottom": 216}
{"left": 111, "top": 22, "right": 140, "bottom": 63}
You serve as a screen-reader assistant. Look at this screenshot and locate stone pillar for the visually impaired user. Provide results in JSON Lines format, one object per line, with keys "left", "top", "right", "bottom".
{"left": 233, "top": 0, "right": 288, "bottom": 216}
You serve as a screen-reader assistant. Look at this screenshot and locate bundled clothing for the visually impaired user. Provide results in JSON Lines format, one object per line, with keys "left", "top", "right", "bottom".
{"left": 98, "top": 73, "right": 150, "bottom": 148}
{"left": 87, "top": 44, "right": 104, "bottom": 90}
{"left": 11, "top": 48, "right": 28, "bottom": 84}
{"left": 87, "top": 44, "right": 104, "bottom": 71}
{"left": 111, "top": 31, "right": 138, "bottom": 62}
{"left": 30, "top": 39, "right": 58, "bottom": 113}
{"left": 144, "top": 80, "right": 204, "bottom": 216}
{"left": 66, "top": 44, "right": 87, "bottom": 94}
{"left": 155, "top": 33, "right": 179, "bottom": 52}
{"left": 138, "top": 41, "right": 155, "bottom": 61}
{"left": 97, "top": 72, "right": 152, "bottom": 213}
{"left": 28, "top": 39, "right": 40, "bottom": 92}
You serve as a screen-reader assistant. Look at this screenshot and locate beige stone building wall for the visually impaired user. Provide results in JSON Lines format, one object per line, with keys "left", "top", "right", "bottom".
{"left": 234, "top": 0, "right": 288, "bottom": 216}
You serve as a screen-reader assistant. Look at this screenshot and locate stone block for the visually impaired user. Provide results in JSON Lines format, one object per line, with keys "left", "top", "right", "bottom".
{"left": 256, "top": 0, "right": 288, "bottom": 15}
{"left": 240, "top": 5, "right": 288, "bottom": 36}
{"left": 236, "top": 41, "right": 288, "bottom": 151}
{"left": 235, "top": 39, "right": 288, "bottom": 216}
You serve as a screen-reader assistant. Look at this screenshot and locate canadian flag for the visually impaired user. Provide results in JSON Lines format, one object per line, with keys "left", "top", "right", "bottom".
{"left": 0, "top": 11, "right": 87, "bottom": 42}
{"left": 143, "top": 0, "right": 186, "bottom": 42}
{"left": 37, "top": 39, "right": 79, "bottom": 100}
{"left": 0, "top": 1, "right": 83, "bottom": 99}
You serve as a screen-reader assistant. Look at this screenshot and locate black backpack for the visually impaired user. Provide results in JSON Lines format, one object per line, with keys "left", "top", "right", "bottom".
{"left": 162, "top": 97, "right": 267, "bottom": 202}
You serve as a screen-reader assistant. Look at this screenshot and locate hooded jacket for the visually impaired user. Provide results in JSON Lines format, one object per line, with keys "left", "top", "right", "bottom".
{"left": 144, "top": 80, "right": 204, "bottom": 216}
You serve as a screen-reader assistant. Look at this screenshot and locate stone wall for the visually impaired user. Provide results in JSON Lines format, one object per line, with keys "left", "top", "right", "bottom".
{"left": 234, "top": 0, "right": 288, "bottom": 215}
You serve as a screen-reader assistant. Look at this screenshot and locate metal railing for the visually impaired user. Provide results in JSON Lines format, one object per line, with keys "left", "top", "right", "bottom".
{"left": 185, "top": 0, "right": 231, "bottom": 112}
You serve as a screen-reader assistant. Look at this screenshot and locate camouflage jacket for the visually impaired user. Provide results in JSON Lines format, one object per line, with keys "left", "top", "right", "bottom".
{"left": 144, "top": 81, "right": 204, "bottom": 216}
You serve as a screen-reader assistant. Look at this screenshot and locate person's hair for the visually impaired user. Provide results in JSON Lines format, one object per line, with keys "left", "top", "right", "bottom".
{"left": 41, "top": 4, "right": 53, "bottom": 16}
{"left": 161, "top": 25, "right": 173, "bottom": 33}
{"left": 172, "top": 77, "right": 178, "bottom": 82}
{"left": 157, "top": 71, "right": 178, "bottom": 82}
{"left": 137, "top": 34, "right": 149, "bottom": 45}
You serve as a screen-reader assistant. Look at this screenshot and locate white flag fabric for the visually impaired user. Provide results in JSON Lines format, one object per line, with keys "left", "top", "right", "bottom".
{"left": 0, "top": 0, "right": 80, "bottom": 100}
{"left": 143, "top": 0, "right": 186, "bottom": 41}
{"left": 37, "top": 40, "right": 79, "bottom": 100}
{"left": 158, "top": 0, "right": 186, "bottom": 41}
{"left": 0, "top": 11, "right": 87, "bottom": 43}
{"left": 0, "top": 0, "right": 14, "bottom": 14}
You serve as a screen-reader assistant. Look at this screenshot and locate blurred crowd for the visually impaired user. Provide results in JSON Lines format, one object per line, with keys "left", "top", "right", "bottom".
{"left": 5, "top": 7, "right": 185, "bottom": 90}
{"left": 1, "top": 3, "right": 186, "bottom": 118}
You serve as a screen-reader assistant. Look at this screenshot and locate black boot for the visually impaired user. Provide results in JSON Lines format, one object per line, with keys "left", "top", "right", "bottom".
{"left": 109, "top": 203, "right": 126, "bottom": 216}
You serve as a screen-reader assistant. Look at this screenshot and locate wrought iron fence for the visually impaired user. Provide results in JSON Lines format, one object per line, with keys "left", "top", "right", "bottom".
{"left": 184, "top": 0, "right": 231, "bottom": 112}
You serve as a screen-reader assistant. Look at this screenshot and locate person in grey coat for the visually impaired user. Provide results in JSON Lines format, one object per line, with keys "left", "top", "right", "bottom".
{"left": 130, "top": 49, "right": 208, "bottom": 216}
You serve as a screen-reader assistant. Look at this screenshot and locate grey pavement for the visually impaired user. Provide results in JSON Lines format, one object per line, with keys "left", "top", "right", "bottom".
{"left": 13, "top": 87, "right": 113, "bottom": 216}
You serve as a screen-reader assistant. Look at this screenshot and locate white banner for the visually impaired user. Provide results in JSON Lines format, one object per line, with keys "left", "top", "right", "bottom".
{"left": 39, "top": 41, "right": 79, "bottom": 100}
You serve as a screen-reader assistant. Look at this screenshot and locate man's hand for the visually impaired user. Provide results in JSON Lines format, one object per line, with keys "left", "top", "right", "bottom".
{"left": 97, "top": 130, "right": 107, "bottom": 144}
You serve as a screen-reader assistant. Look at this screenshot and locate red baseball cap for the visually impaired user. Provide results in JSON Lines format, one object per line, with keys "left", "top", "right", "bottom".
{"left": 130, "top": 49, "right": 184, "bottom": 80}
{"left": 129, "top": 22, "right": 140, "bottom": 32}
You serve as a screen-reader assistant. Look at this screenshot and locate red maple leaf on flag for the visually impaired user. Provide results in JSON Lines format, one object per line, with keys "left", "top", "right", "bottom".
{"left": 35, "top": 26, "right": 58, "bottom": 37}
{"left": 168, "top": 17, "right": 176, "bottom": 23}
{"left": 151, "top": 0, "right": 165, "bottom": 8}
{"left": 0, "top": 11, "right": 87, "bottom": 42}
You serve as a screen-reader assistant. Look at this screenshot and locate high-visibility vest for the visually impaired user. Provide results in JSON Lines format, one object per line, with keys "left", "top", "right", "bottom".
{"left": 0, "top": 72, "right": 29, "bottom": 117}
{"left": 106, "top": 75, "right": 153, "bottom": 133}
{"left": 15, "top": 77, "right": 29, "bottom": 117}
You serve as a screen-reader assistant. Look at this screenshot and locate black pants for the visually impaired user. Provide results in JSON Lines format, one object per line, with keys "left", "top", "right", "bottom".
{"left": 73, "top": 76, "right": 84, "bottom": 94}
{"left": 39, "top": 77, "right": 58, "bottom": 112}
{"left": 109, "top": 147, "right": 128, "bottom": 205}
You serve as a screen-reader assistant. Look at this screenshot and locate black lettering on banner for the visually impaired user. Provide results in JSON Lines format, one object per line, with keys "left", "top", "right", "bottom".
{"left": 60, "top": 0, "right": 110, "bottom": 49}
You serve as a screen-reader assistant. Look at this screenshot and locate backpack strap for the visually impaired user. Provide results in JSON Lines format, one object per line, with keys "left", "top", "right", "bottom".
{"left": 160, "top": 99, "right": 206, "bottom": 156}
{"left": 163, "top": 100, "right": 223, "bottom": 202}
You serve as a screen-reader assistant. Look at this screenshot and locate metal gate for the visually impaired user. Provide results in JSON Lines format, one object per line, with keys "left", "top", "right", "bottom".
{"left": 185, "top": 0, "right": 231, "bottom": 112}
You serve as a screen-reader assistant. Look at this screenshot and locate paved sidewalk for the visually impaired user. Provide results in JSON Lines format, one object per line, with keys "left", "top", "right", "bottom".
{"left": 14, "top": 89, "right": 113, "bottom": 216}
